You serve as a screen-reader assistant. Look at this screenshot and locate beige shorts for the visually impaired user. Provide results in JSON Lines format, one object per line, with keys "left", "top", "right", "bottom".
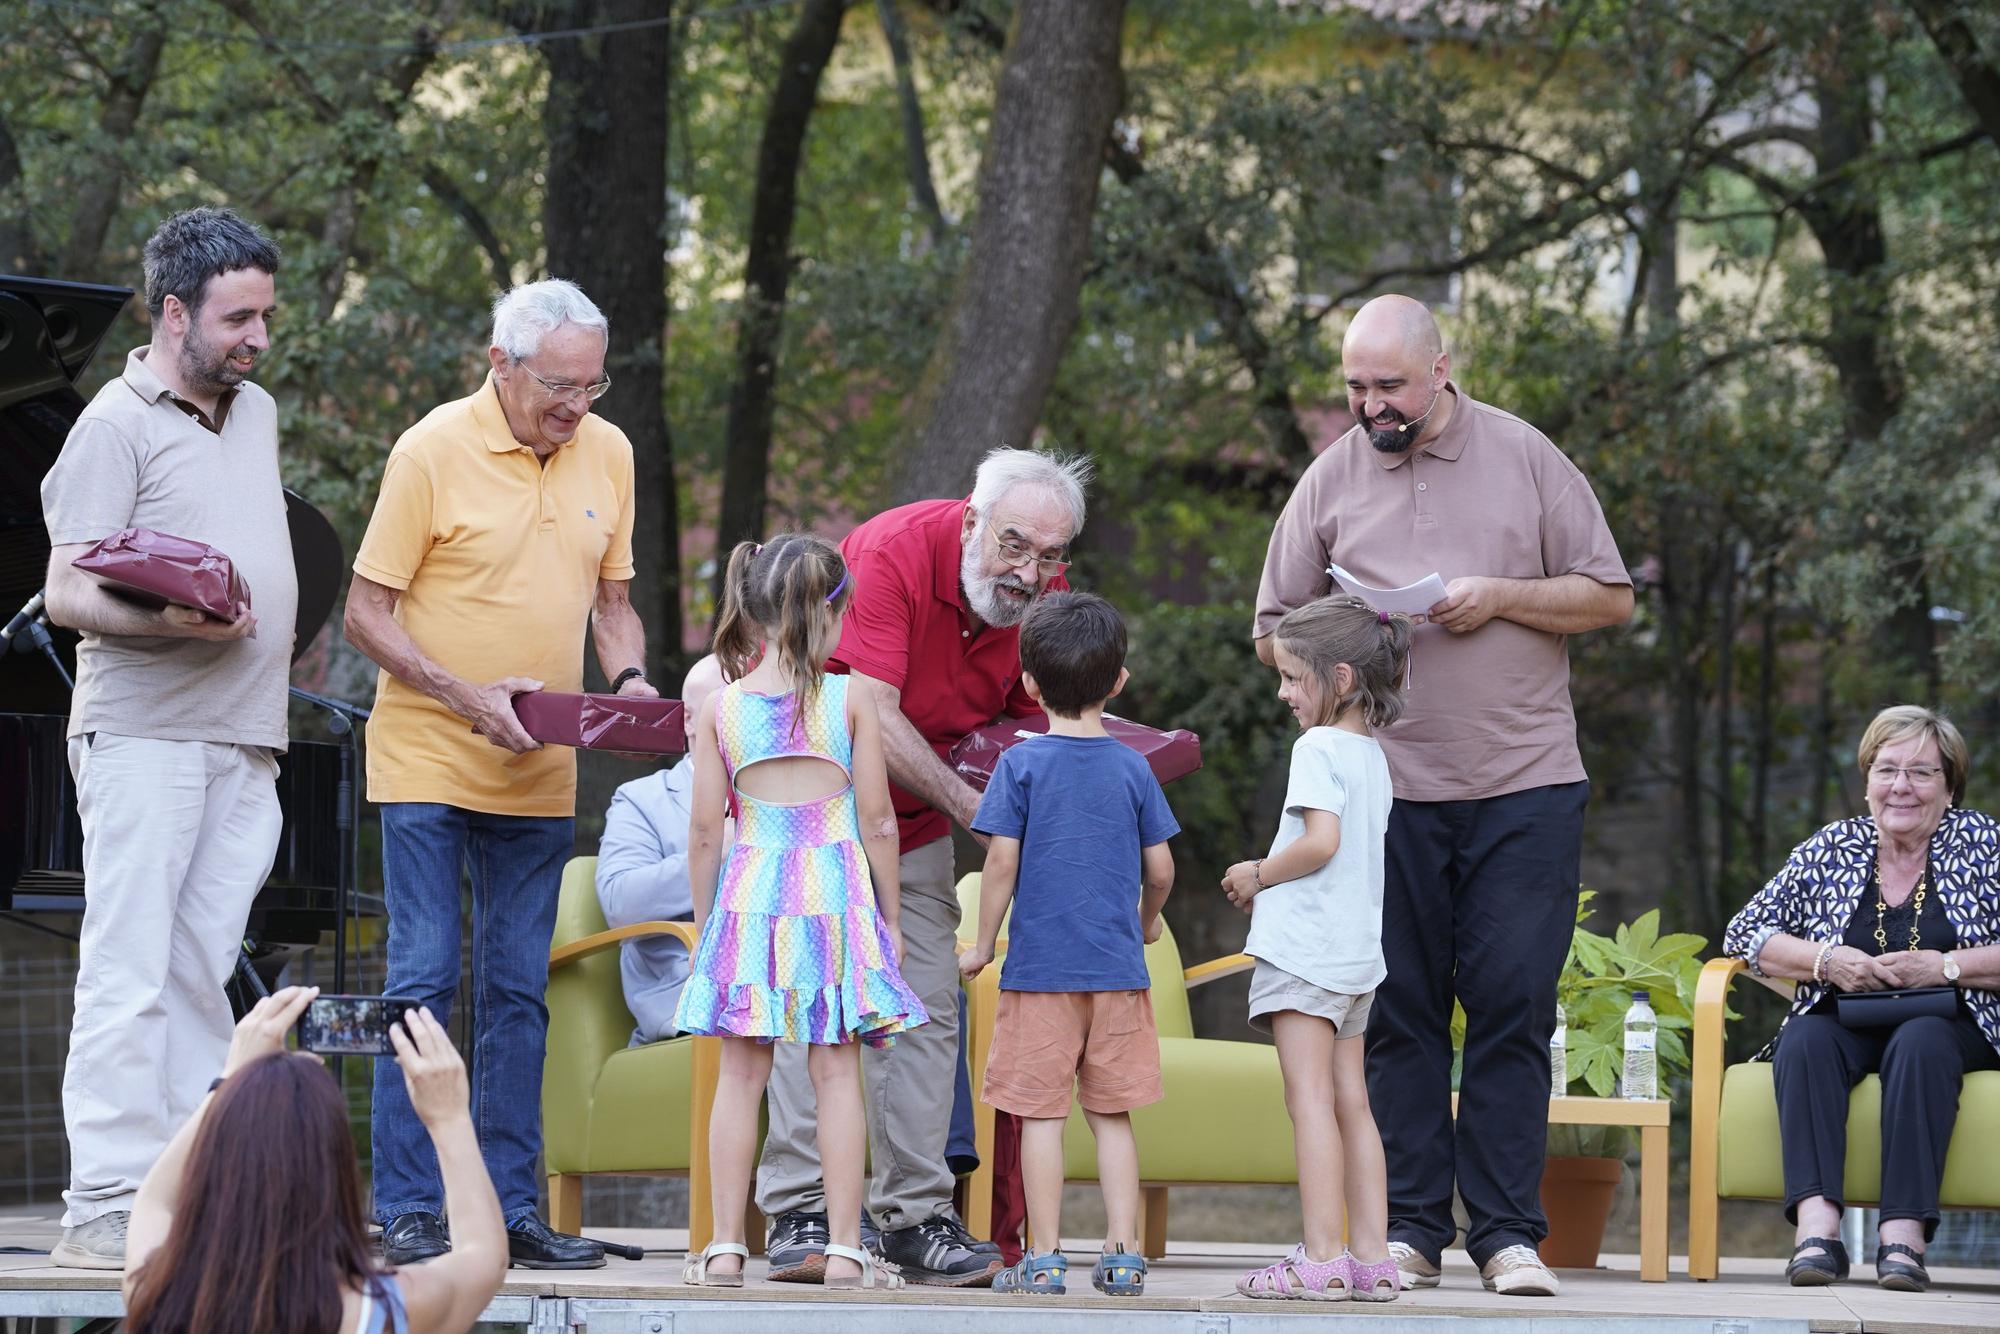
{"left": 982, "top": 989, "right": 1164, "bottom": 1119}
{"left": 1247, "top": 960, "right": 1374, "bottom": 1037}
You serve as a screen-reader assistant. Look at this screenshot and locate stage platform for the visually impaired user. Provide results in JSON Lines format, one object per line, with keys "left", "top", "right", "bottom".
{"left": 3, "top": 1217, "right": 1997, "bottom": 1332}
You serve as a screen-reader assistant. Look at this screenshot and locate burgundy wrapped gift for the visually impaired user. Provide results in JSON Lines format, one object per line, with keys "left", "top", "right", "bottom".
{"left": 949, "top": 714, "right": 1202, "bottom": 792}
{"left": 510, "top": 691, "right": 688, "bottom": 755}
{"left": 71, "top": 527, "right": 249, "bottom": 621}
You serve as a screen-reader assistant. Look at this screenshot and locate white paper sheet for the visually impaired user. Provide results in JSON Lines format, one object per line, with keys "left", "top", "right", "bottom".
{"left": 1326, "top": 562, "right": 1449, "bottom": 616}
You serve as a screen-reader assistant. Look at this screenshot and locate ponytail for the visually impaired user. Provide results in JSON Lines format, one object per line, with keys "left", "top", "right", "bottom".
{"left": 1274, "top": 594, "right": 1414, "bottom": 729}
{"left": 708, "top": 532, "right": 853, "bottom": 730}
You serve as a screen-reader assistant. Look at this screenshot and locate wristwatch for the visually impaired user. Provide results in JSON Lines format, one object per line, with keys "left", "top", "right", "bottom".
{"left": 1942, "top": 952, "right": 1962, "bottom": 985}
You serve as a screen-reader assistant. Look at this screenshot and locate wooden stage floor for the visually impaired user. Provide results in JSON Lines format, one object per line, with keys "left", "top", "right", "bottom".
{"left": 3, "top": 1214, "right": 1996, "bottom": 1332}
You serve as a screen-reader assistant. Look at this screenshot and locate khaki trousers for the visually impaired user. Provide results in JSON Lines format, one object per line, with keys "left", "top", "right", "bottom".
{"left": 754, "top": 836, "right": 959, "bottom": 1229}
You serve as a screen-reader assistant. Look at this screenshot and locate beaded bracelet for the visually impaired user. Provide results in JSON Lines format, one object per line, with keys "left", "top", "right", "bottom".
{"left": 1812, "top": 940, "right": 1837, "bottom": 984}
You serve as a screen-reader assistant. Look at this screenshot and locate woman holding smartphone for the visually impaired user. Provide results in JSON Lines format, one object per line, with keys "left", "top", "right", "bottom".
{"left": 122, "top": 986, "right": 509, "bottom": 1333}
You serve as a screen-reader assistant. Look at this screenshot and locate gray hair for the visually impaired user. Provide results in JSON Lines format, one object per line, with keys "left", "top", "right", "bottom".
{"left": 489, "top": 279, "right": 609, "bottom": 362}
{"left": 142, "top": 207, "right": 281, "bottom": 321}
{"left": 968, "top": 447, "right": 1092, "bottom": 538}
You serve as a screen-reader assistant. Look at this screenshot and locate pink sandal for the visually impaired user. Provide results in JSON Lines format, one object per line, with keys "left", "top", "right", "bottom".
{"left": 1237, "top": 1244, "right": 1350, "bottom": 1301}
{"left": 1345, "top": 1253, "right": 1402, "bottom": 1302}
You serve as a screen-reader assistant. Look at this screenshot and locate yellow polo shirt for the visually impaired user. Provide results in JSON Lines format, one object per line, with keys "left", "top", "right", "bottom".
{"left": 354, "top": 373, "right": 636, "bottom": 816}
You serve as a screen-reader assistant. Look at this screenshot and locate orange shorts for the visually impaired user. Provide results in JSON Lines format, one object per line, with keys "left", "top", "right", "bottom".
{"left": 981, "top": 989, "right": 1164, "bottom": 1119}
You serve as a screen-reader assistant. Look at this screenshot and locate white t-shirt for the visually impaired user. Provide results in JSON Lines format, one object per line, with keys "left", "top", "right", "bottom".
{"left": 1244, "top": 726, "right": 1392, "bottom": 995}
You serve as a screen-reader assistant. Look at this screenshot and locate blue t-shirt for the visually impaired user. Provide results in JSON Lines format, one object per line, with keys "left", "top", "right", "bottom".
{"left": 971, "top": 734, "right": 1181, "bottom": 992}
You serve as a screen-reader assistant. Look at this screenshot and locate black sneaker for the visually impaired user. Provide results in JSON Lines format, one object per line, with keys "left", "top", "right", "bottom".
{"left": 879, "top": 1211, "right": 1003, "bottom": 1287}
{"left": 766, "top": 1209, "right": 830, "bottom": 1283}
{"left": 924, "top": 1207, "right": 1002, "bottom": 1257}
{"left": 859, "top": 1209, "right": 884, "bottom": 1258}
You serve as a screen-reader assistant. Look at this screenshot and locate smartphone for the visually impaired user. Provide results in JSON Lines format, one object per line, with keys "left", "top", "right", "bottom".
{"left": 296, "top": 994, "right": 420, "bottom": 1057}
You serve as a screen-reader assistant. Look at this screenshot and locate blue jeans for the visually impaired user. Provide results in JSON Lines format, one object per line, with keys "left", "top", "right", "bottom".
{"left": 371, "top": 802, "right": 574, "bottom": 1224}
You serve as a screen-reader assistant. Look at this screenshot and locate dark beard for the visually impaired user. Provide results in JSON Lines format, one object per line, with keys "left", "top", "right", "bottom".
{"left": 180, "top": 323, "right": 249, "bottom": 395}
{"left": 1367, "top": 420, "right": 1413, "bottom": 454}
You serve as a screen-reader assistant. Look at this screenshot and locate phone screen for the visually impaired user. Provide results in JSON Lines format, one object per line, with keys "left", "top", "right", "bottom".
{"left": 296, "top": 995, "right": 418, "bottom": 1057}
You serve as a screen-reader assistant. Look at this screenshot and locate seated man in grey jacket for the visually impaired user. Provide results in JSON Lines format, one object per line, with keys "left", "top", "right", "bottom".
{"left": 594, "top": 654, "right": 726, "bottom": 1045}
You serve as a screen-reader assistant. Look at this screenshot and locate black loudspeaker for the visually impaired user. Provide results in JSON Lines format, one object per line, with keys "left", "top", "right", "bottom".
{"left": 0, "top": 276, "right": 133, "bottom": 411}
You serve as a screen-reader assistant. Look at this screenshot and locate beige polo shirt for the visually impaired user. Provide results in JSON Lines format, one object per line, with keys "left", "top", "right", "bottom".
{"left": 1254, "top": 383, "right": 1629, "bottom": 802}
{"left": 353, "top": 373, "right": 635, "bottom": 817}
{"left": 40, "top": 347, "right": 296, "bottom": 750}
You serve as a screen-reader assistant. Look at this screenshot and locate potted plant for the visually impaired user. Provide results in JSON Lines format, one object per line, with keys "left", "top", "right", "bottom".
{"left": 1452, "top": 891, "right": 1706, "bottom": 1268}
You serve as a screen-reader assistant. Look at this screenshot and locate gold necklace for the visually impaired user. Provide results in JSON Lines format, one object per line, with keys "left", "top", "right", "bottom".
{"left": 1872, "top": 857, "right": 1926, "bottom": 953}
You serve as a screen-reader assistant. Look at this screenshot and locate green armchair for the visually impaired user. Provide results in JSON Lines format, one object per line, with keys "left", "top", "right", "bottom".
{"left": 543, "top": 855, "right": 741, "bottom": 1252}
{"left": 956, "top": 872, "right": 1293, "bottom": 1257}
{"left": 1688, "top": 956, "right": 2000, "bottom": 1280}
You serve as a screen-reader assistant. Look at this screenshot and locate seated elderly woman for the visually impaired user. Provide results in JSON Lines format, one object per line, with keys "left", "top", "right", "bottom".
{"left": 1724, "top": 705, "right": 1999, "bottom": 1294}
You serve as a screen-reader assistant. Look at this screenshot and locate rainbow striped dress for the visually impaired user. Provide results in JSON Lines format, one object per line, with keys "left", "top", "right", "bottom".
{"left": 672, "top": 673, "right": 927, "bottom": 1046}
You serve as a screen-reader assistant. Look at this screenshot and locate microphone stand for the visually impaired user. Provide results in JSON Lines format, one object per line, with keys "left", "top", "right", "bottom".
{"left": 10, "top": 613, "right": 74, "bottom": 690}
{"left": 288, "top": 686, "right": 370, "bottom": 995}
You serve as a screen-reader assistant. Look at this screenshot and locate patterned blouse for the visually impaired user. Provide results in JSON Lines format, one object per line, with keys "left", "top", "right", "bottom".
{"left": 1723, "top": 806, "right": 2000, "bottom": 1060}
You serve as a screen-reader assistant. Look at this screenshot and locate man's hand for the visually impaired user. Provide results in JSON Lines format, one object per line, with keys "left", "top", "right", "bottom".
{"left": 1875, "top": 949, "right": 1948, "bottom": 989}
{"left": 958, "top": 943, "right": 994, "bottom": 980}
{"left": 458, "top": 677, "right": 544, "bottom": 753}
{"left": 222, "top": 985, "right": 318, "bottom": 1076}
{"left": 1141, "top": 914, "right": 1165, "bottom": 945}
{"left": 1426, "top": 576, "right": 1507, "bottom": 635}
{"left": 389, "top": 1006, "right": 473, "bottom": 1130}
{"left": 1221, "top": 860, "right": 1264, "bottom": 913}
{"left": 615, "top": 674, "right": 660, "bottom": 699}
{"left": 162, "top": 603, "right": 257, "bottom": 641}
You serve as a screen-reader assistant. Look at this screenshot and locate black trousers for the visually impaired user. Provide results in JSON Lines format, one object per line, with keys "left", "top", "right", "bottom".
{"left": 1364, "top": 780, "right": 1588, "bottom": 1268}
{"left": 1772, "top": 1010, "right": 1998, "bottom": 1240}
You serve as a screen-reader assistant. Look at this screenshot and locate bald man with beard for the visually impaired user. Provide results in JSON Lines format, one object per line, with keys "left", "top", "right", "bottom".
{"left": 1253, "top": 295, "right": 1634, "bottom": 1297}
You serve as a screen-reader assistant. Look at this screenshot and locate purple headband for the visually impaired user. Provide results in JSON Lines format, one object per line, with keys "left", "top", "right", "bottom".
{"left": 826, "top": 569, "right": 850, "bottom": 604}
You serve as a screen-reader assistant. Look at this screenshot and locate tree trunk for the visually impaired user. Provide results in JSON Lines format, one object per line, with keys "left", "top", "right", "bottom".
{"left": 715, "top": 0, "right": 852, "bottom": 600}
{"left": 890, "top": 0, "right": 1127, "bottom": 503}
{"left": 877, "top": 0, "right": 946, "bottom": 243}
{"left": 1806, "top": 13, "right": 1933, "bottom": 695}
{"left": 527, "top": 1, "right": 680, "bottom": 684}
{"left": 0, "top": 112, "right": 39, "bottom": 273}
{"left": 58, "top": 20, "right": 167, "bottom": 279}
{"left": 1907, "top": 0, "right": 2000, "bottom": 145}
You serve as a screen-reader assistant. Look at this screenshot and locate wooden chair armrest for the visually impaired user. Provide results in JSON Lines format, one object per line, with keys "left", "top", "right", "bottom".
{"left": 1183, "top": 953, "right": 1255, "bottom": 988}
{"left": 549, "top": 920, "right": 699, "bottom": 970}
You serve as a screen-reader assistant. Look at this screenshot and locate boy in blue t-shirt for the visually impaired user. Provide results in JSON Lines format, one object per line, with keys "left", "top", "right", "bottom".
{"left": 958, "top": 591, "right": 1179, "bottom": 1297}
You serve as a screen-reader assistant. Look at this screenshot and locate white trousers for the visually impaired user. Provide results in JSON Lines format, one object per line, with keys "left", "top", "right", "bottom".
{"left": 61, "top": 733, "right": 281, "bottom": 1226}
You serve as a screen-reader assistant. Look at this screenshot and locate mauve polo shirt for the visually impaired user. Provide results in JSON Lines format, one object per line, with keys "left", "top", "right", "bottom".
{"left": 1253, "top": 383, "right": 1630, "bottom": 803}
{"left": 831, "top": 497, "right": 1063, "bottom": 852}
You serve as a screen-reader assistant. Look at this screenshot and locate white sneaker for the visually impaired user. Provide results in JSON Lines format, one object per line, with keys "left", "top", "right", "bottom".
{"left": 1480, "top": 1243, "right": 1560, "bottom": 1296}
{"left": 50, "top": 1210, "right": 129, "bottom": 1270}
{"left": 1388, "top": 1240, "right": 1442, "bottom": 1290}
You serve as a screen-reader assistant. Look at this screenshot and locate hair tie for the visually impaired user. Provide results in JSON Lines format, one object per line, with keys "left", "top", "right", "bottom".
{"left": 753, "top": 542, "right": 764, "bottom": 555}
{"left": 825, "top": 569, "right": 849, "bottom": 604}
{"left": 1377, "top": 610, "right": 1390, "bottom": 625}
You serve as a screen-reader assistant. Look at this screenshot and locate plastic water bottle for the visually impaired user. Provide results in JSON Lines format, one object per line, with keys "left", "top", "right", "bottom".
{"left": 1622, "top": 990, "right": 1658, "bottom": 1100}
{"left": 1549, "top": 1001, "right": 1567, "bottom": 1097}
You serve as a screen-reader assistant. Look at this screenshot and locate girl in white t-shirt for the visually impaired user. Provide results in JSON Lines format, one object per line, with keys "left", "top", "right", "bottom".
{"left": 1225, "top": 594, "right": 1411, "bottom": 1302}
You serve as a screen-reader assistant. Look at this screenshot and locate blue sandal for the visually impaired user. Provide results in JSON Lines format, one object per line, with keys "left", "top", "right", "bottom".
{"left": 993, "top": 1249, "right": 1068, "bottom": 1294}
{"left": 1093, "top": 1245, "right": 1147, "bottom": 1295}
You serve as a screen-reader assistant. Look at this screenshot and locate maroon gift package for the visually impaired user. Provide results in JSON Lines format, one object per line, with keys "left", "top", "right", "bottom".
{"left": 71, "top": 528, "right": 249, "bottom": 622}
{"left": 510, "top": 691, "right": 688, "bottom": 755}
{"left": 949, "top": 714, "right": 1202, "bottom": 792}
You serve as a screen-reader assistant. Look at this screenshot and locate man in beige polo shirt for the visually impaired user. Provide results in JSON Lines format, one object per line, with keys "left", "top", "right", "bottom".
{"left": 1254, "top": 295, "right": 1632, "bottom": 1297}
{"left": 343, "top": 279, "right": 657, "bottom": 1270}
{"left": 40, "top": 207, "right": 294, "bottom": 1269}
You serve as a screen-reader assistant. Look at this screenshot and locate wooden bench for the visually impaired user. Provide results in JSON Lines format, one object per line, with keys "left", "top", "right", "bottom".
{"left": 1453, "top": 1092, "right": 1671, "bottom": 1281}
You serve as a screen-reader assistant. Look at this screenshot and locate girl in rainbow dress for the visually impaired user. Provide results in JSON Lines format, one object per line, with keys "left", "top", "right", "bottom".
{"left": 674, "top": 534, "right": 926, "bottom": 1291}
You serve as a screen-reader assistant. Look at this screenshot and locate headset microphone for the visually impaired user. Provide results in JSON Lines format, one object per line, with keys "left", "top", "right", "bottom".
{"left": 1395, "top": 381, "right": 1444, "bottom": 435}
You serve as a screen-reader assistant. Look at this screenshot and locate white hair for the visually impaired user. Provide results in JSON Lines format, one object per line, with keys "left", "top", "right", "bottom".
{"left": 968, "top": 447, "right": 1092, "bottom": 538}
{"left": 490, "top": 279, "right": 609, "bottom": 362}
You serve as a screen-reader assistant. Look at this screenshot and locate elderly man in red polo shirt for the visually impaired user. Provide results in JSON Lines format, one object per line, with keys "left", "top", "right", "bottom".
{"left": 753, "top": 447, "right": 1088, "bottom": 1287}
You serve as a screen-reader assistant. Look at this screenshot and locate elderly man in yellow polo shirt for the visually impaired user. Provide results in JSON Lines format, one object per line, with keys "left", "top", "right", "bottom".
{"left": 343, "top": 278, "right": 658, "bottom": 1271}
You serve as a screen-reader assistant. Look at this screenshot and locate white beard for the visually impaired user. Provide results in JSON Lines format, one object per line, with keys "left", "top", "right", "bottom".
{"left": 960, "top": 524, "right": 1036, "bottom": 627}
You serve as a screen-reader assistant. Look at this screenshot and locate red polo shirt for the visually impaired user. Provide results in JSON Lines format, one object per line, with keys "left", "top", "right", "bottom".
{"left": 831, "top": 497, "right": 1063, "bottom": 851}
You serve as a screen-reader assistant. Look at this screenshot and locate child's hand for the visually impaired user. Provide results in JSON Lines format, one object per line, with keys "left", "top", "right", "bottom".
{"left": 1141, "top": 914, "right": 1164, "bottom": 945}
{"left": 1222, "top": 860, "right": 1264, "bottom": 912}
{"left": 958, "top": 944, "right": 993, "bottom": 980}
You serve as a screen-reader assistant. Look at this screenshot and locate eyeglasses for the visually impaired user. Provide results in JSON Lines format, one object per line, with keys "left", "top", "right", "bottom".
{"left": 1869, "top": 764, "right": 1944, "bottom": 786}
{"left": 993, "top": 532, "right": 1071, "bottom": 578}
{"left": 518, "top": 362, "right": 612, "bottom": 404}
